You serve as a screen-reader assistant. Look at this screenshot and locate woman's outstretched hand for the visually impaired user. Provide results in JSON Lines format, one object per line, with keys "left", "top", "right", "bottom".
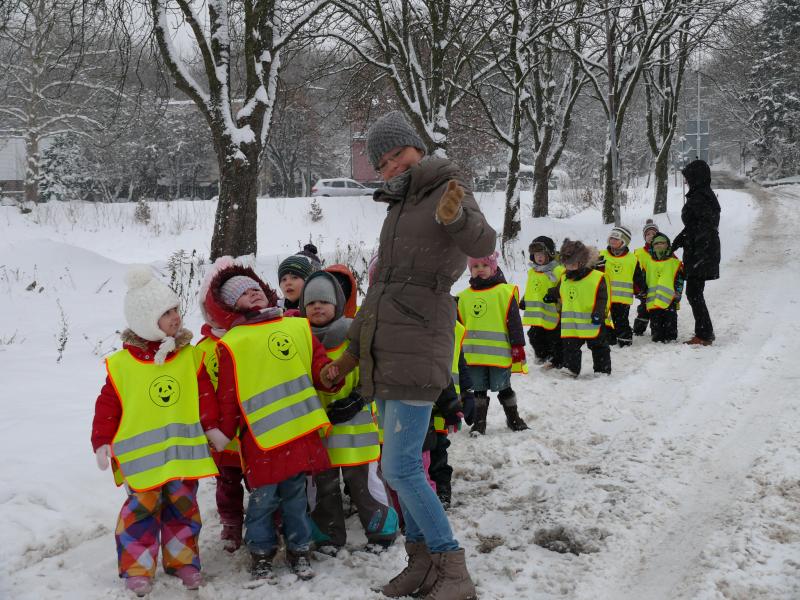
{"left": 436, "top": 180, "right": 464, "bottom": 224}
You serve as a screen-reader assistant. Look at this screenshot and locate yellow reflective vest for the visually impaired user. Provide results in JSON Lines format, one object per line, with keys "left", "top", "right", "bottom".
{"left": 458, "top": 284, "right": 518, "bottom": 368}
{"left": 644, "top": 256, "right": 682, "bottom": 311}
{"left": 318, "top": 342, "right": 380, "bottom": 467}
{"left": 599, "top": 250, "right": 638, "bottom": 306}
{"left": 522, "top": 264, "right": 564, "bottom": 329}
{"left": 196, "top": 335, "right": 240, "bottom": 456}
{"left": 219, "top": 317, "right": 331, "bottom": 452}
{"left": 560, "top": 270, "right": 607, "bottom": 339}
{"left": 107, "top": 345, "right": 218, "bottom": 492}
{"left": 434, "top": 321, "right": 466, "bottom": 434}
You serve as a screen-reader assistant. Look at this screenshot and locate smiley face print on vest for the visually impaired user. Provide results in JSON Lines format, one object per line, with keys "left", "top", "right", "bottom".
{"left": 206, "top": 353, "right": 219, "bottom": 385}
{"left": 471, "top": 298, "right": 488, "bottom": 318}
{"left": 612, "top": 262, "right": 623, "bottom": 275}
{"left": 149, "top": 375, "right": 181, "bottom": 407}
{"left": 268, "top": 331, "right": 298, "bottom": 361}
{"left": 568, "top": 288, "right": 577, "bottom": 301}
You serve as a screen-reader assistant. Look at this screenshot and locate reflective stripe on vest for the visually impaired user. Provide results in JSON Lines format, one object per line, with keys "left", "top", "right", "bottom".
{"left": 318, "top": 341, "right": 380, "bottom": 466}
{"left": 644, "top": 257, "right": 681, "bottom": 310}
{"left": 196, "top": 335, "right": 240, "bottom": 455}
{"left": 220, "top": 318, "right": 331, "bottom": 452}
{"left": 522, "top": 265, "right": 564, "bottom": 328}
{"left": 600, "top": 250, "right": 638, "bottom": 305}
{"left": 107, "top": 345, "right": 218, "bottom": 492}
{"left": 458, "top": 284, "right": 518, "bottom": 368}
{"left": 560, "top": 270, "right": 604, "bottom": 339}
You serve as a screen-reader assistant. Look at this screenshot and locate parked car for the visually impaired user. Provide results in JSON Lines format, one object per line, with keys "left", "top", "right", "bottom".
{"left": 311, "top": 178, "right": 374, "bottom": 197}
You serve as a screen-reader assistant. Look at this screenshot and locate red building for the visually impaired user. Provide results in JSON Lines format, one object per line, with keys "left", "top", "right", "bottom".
{"left": 351, "top": 131, "right": 376, "bottom": 183}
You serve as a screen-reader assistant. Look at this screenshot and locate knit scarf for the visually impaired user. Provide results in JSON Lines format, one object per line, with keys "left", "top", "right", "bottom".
{"left": 310, "top": 317, "right": 352, "bottom": 350}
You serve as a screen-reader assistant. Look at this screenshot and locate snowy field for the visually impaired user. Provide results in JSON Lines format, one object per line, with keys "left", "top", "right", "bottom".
{"left": 2, "top": 180, "right": 800, "bottom": 599}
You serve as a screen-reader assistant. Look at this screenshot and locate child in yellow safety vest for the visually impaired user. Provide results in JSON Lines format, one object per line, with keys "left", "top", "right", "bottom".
{"left": 641, "top": 232, "right": 685, "bottom": 343}
{"left": 597, "top": 225, "right": 645, "bottom": 347}
{"left": 214, "top": 269, "right": 341, "bottom": 583}
{"left": 457, "top": 251, "right": 529, "bottom": 435}
{"left": 299, "top": 270, "right": 399, "bottom": 555}
{"left": 91, "top": 266, "right": 225, "bottom": 596}
{"left": 521, "top": 235, "right": 564, "bottom": 368}
{"left": 197, "top": 256, "right": 279, "bottom": 553}
{"left": 545, "top": 240, "right": 612, "bottom": 377}
{"left": 633, "top": 219, "right": 660, "bottom": 336}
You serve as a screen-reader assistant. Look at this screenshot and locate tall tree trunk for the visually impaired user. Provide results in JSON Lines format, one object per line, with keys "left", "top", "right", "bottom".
{"left": 653, "top": 151, "right": 669, "bottom": 214}
{"left": 532, "top": 168, "right": 551, "bottom": 218}
{"left": 602, "top": 151, "right": 615, "bottom": 224}
{"left": 210, "top": 154, "right": 260, "bottom": 260}
{"left": 25, "top": 133, "right": 40, "bottom": 203}
{"left": 502, "top": 145, "right": 522, "bottom": 258}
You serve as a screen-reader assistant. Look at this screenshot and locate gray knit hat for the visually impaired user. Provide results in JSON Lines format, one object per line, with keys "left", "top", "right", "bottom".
{"left": 366, "top": 111, "right": 427, "bottom": 169}
{"left": 302, "top": 275, "right": 338, "bottom": 308}
{"left": 220, "top": 275, "right": 260, "bottom": 307}
{"left": 609, "top": 225, "right": 632, "bottom": 247}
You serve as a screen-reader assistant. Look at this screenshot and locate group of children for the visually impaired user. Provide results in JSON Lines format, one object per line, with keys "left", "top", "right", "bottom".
{"left": 90, "top": 220, "right": 684, "bottom": 595}
{"left": 519, "top": 218, "right": 685, "bottom": 378}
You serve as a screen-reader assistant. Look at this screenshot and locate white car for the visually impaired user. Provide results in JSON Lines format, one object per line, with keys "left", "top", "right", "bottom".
{"left": 311, "top": 178, "right": 374, "bottom": 197}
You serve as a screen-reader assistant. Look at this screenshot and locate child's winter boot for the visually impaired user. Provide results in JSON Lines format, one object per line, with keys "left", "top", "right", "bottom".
{"left": 424, "top": 548, "right": 477, "bottom": 600}
{"left": 498, "top": 391, "right": 529, "bottom": 431}
{"left": 287, "top": 549, "right": 315, "bottom": 580}
{"left": 469, "top": 393, "right": 489, "bottom": 436}
{"left": 250, "top": 549, "right": 278, "bottom": 584}
{"left": 173, "top": 565, "right": 202, "bottom": 589}
{"left": 221, "top": 523, "right": 242, "bottom": 553}
{"left": 125, "top": 576, "right": 152, "bottom": 597}
{"left": 378, "top": 541, "right": 435, "bottom": 597}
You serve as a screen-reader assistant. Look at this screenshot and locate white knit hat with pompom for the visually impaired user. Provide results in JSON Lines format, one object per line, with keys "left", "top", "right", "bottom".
{"left": 123, "top": 265, "right": 180, "bottom": 342}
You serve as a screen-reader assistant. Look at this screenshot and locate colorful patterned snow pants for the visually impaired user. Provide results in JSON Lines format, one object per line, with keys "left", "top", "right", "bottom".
{"left": 115, "top": 479, "right": 202, "bottom": 578}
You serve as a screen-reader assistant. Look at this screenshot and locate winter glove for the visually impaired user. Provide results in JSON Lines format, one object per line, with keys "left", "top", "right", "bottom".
{"left": 326, "top": 392, "right": 366, "bottom": 425}
{"left": 436, "top": 180, "right": 464, "bottom": 225}
{"left": 461, "top": 390, "right": 476, "bottom": 426}
{"left": 321, "top": 351, "right": 359, "bottom": 387}
{"left": 434, "top": 383, "right": 462, "bottom": 420}
{"left": 95, "top": 445, "right": 111, "bottom": 471}
{"left": 543, "top": 288, "right": 558, "bottom": 304}
{"left": 206, "top": 428, "right": 231, "bottom": 452}
{"left": 671, "top": 232, "right": 685, "bottom": 252}
{"left": 595, "top": 256, "right": 606, "bottom": 271}
{"left": 591, "top": 314, "right": 603, "bottom": 325}
{"left": 511, "top": 345, "right": 526, "bottom": 364}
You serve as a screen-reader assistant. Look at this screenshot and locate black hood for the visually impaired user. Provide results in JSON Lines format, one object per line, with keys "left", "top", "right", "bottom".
{"left": 682, "top": 159, "right": 711, "bottom": 189}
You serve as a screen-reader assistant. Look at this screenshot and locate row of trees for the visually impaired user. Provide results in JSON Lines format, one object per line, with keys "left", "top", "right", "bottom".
{"left": 1, "top": 0, "right": 796, "bottom": 259}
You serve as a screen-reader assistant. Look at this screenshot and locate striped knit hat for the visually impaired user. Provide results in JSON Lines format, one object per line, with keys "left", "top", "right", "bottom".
{"left": 278, "top": 255, "right": 314, "bottom": 281}
{"left": 609, "top": 225, "right": 632, "bottom": 247}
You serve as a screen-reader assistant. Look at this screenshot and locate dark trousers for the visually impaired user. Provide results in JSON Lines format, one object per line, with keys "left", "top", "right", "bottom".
{"left": 650, "top": 307, "right": 678, "bottom": 342}
{"left": 685, "top": 278, "right": 715, "bottom": 340}
{"left": 428, "top": 433, "right": 452, "bottom": 502}
{"left": 607, "top": 304, "right": 632, "bottom": 346}
{"left": 527, "top": 325, "right": 563, "bottom": 367}
{"left": 310, "top": 464, "right": 397, "bottom": 547}
{"left": 216, "top": 465, "right": 245, "bottom": 527}
{"left": 562, "top": 328, "right": 611, "bottom": 375}
{"left": 633, "top": 300, "right": 650, "bottom": 335}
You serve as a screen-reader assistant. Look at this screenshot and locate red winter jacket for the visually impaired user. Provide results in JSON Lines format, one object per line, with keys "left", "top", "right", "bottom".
{"left": 216, "top": 311, "right": 339, "bottom": 488}
{"left": 90, "top": 329, "right": 218, "bottom": 452}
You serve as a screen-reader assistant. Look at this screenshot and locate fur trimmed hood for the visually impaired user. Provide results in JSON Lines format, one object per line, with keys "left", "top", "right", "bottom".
{"left": 199, "top": 255, "right": 278, "bottom": 331}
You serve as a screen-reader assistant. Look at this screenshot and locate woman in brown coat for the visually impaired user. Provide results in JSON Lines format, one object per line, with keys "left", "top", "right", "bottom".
{"left": 330, "top": 111, "right": 495, "bottom": 600}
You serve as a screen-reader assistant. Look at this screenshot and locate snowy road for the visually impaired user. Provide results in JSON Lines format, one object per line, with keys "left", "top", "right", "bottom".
{"left": 2, "top": 183, "right": 799, "bottom": 599}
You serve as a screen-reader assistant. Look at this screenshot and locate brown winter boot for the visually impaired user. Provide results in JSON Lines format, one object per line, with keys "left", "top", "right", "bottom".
{"left": 379, "top": 541, "right": 434, "bottom": 598}
{"left": 424, "top": 548, "right": 477, "bottom": 600}
{"left": 469, "top": 394, "right": 489, "bottom": 436}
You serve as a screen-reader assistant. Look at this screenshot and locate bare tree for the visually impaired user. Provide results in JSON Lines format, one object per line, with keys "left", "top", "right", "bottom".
{"left": 644, "top": 1, "right": 738, "bottom": 214}
{"left": 148, "top": 0, "right": 332, "bottom": 259}
{"left": 329, "top": 0, "right": 504, "bottom": 156}
{"left": 0, "top": 0, "right": 122, "bottom": 203}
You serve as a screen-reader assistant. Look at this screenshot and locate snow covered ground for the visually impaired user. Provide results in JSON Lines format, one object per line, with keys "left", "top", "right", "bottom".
{"left": 2, "top": 180, "right": 799, "bottom": 599}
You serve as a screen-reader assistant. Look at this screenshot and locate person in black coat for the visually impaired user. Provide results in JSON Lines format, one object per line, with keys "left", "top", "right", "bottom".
{"left": 672, "top": 159, "right": 721, "bottom": 345}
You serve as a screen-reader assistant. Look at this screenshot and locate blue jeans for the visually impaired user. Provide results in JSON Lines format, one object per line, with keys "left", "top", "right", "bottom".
{"left": 376, "top": 398, "right": 459, "bottom": 553}
{"left": 244, "top": 473, "right": 311, "bottom": 554}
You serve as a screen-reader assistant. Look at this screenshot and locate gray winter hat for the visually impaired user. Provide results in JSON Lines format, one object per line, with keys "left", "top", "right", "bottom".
{"left": 302, "top": 275, "right": 338, "bottom": 308}
{"left": 366, "top": 111, "right": 427, "bottom": 169}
